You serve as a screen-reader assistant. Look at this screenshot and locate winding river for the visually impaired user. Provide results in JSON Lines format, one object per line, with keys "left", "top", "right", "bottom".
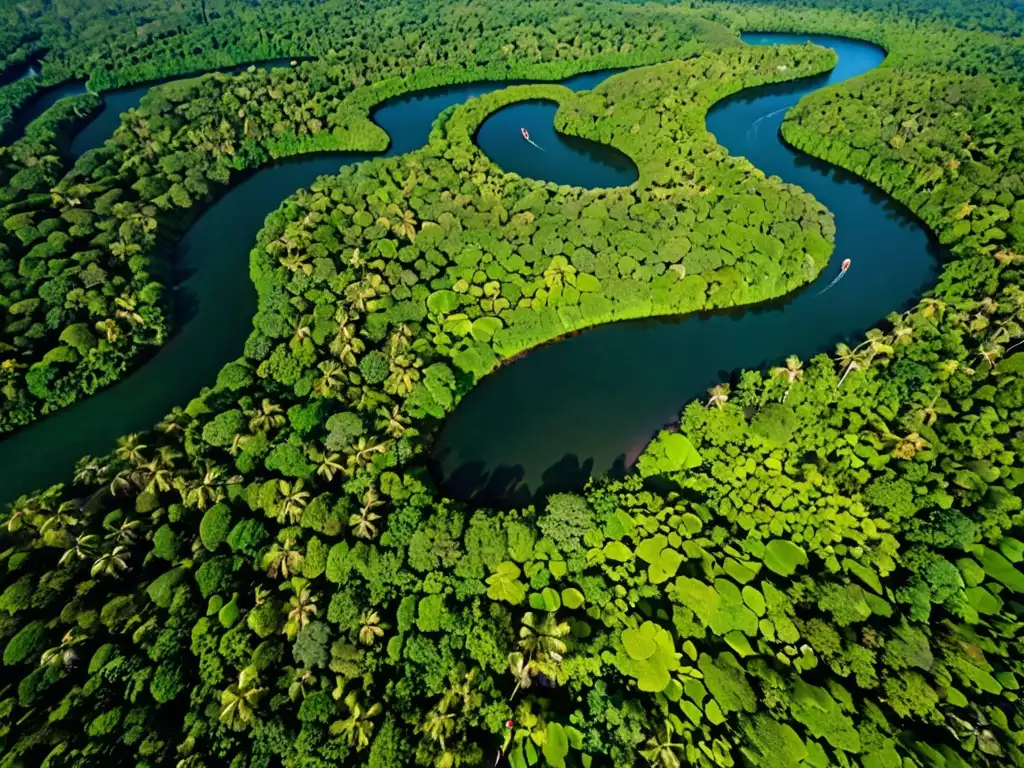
{"left": 0, "top": 67, "right": 630, "bottom": 504}
{"left": 0, "top": 35, "right": 940, "bottom": 508}
{"left": 433, "top": 34, "right": 941, "bottom": 505}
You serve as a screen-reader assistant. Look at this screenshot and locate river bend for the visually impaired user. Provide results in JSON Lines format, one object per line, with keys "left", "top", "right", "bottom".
{"left": 432, "top": 34, "right": 941, "bottom": 505}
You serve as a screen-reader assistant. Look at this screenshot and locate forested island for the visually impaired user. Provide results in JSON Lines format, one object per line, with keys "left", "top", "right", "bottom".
{"left": 1, "top": 1, "right": 1024, "bottom": 767}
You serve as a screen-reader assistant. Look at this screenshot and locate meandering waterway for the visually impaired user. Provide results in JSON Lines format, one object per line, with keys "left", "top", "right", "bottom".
{"left": 0, "top": 67, "right": 628, "bottom": 504}
{"left": 432, "top": 34, "right": 941, "bottom": 505}
{"left": 0, "top": 36, "right": 941, "bottom": 508}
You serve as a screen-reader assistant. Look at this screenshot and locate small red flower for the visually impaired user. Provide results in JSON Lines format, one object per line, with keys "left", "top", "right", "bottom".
{"left": 506, "top": 720, "right": 515, "bottom": 729}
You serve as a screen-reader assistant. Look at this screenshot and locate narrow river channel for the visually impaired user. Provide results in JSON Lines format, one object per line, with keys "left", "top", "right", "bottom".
{"left": 0, "top": 67, "right": 627, "bottom": 505}
{"left": 431, "top": 34, "right": 942, "bottom": 505}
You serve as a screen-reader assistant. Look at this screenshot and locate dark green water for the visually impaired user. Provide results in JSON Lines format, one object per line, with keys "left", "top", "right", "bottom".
{"left": 475, "top": 100, "right": 637, "bottom": 187}
{"left": 0, "top": 67, "right": 625, "bottom": 505}
{"left": 432, "top": 35, "right": 942, "bottom": 505}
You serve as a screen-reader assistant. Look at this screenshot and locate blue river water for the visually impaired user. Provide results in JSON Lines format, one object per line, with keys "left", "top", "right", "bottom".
{"left": 0, "top": 66, "right": 629, "bottom": 505}
{"left": 433, "top": 35, "right": 941, "bottom": 505}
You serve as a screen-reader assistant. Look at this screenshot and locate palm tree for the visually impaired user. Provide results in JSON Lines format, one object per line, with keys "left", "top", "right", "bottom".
{"left": 543, "top": 255, "right": 576, "bottom": 290}
{"left": 73, "top": 456, "right": 106, "bottom": 486}
{"left": 91, "top": 546, "right": 130, "bottom": 578}
{"left": 769, "top": 355, "right": 803, "bottom": 401}
{"left": 140, "top": 459, "right": 174, "bottom": 493}
{"left": 313, "top": 361, "right": 344, "bottom": 398}
{"left": 376, "top": 405, "right": 409, "bottom": 439}
{"left": 276, "top": 479, "right": 310, "bottom": 524}
{"left": 105, "top": 517, "right": 141, "bottom": 545}
{"left": 358, "top": 610, "right": 386, "bottom": 646}
{"left": 507, "top": 652, "right": 534, "bottom": 700}
{"left": 220, "top": 667, "right": 265, "bottom": 731}
{"left": 114, "top": 294, "right": 145, "bottom": 326}
{"left": 156, "top": 409, "right": 190, "bottom": 436}
{"left": 280, "top": 251, "right": 313, "bottom": 275}
{"left": 5, "top": 500, "right": 38, "bottom": 532}
{"left": 185, "top": 463, "right": 237, "bottom": 510}
{"left": 313, "top": 449, "right": 344, "bottom": 483}
{"left": 346, "top": 436, "right": 388, "bottom": 474}
{"left": 285, "top": 585, "right": 318, "bottom": 639}
{"left": 40, "top": 631, "right": 82, "bottom": 669}
{"left": 640, "top": 720, "right": 685, "bottom": 768}
{"left": 248, "top": 399, "right": 286, "bottom": 433}
{"left": 287, "top": 667, "right": 315, "bottom": 702}
{"left": 59, "top": 533, "right": 99, "bottom": 566}
{"left": 330, "top": 691, "right": 382, "bottom": 751}
{"left": 917, "top": 297, "right": 947, "bottom": 319}
{"left": 977, "top": 341, "right": 1004, "bottom": 367}
{"left": 40, "top": 501, "right": 80, "bottom": 535}
{"left": 263, "top": 539, "right": 304, "bottom": 579}
{"left": 706, "top": 383, "right": 730, "bottom": 409}
{"left": 350, "top": 487, "right": 384, "bottom": 539}
{"left": 518, "top": 612, "right": 569, "bottom": 661}
{"left": 421, "top": 703, "right": 456, "bottom": 752}
{"left": 115, "top": 433, "right": 148, "bottom": 465}
{"left": 388, "top": 205, "right": 417, "bottom": 242}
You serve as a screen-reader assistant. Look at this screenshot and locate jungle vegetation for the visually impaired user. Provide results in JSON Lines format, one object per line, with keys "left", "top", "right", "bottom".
{"left": 1, "top": 1, "right": 1024, "bottom": 768}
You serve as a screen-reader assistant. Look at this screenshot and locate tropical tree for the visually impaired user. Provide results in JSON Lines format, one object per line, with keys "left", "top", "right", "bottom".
{"left": 91, "top": 546, "right": 130, "bottom": 577}
{"left": 350, "top": 487, "right": 384, "bottom": 539}
{"left": 706, "top": 382, "right": 730, "bottom": 409}
{"left": 518, "top": 612, "right": 569, "bottom": 662}
{"left": 275, "top": 479, "right": 310, "bottom": 524}
{"left": 358, "top": 610, "right": 386, "bottom": 646}
{"left": 640, "top": 720, "right": 685, "bottom": 768}
{"left": 507, "top": 652, "right": 534, "bottom": 700}
{"left": 330, "top": 690, "right": 383, "bottom": 751}
{"left": 220, "top": 667, "right": 265, "bottom": 731}
{"left": 285, "top": 582, "right": 318, "bottom": 639}
{"left": 769, "top": 355, "right": 803, "bottom": 401}
{"left": 40, "top": 631, "right": 82, "bottom": 669}
{"left": 248, "top": 399, "right": 286, "bottom": 433}
{"left": 59, "top": 533, "right": 99, "bottom": 566}
{"left": 115, "top": 433, "right": 148, "bottom": 465}
{"left": 312, "top": 449, "right": 344, "bottom": 482}
{"left": 263, "top": 539, "right": 304, "bottom": 579}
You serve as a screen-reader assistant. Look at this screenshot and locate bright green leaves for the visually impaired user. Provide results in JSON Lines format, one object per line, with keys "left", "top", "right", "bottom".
{"left": 672, "top": 576, "right": 758, "bottom": 637}
{"left": 975, "top": 545, "right": 1024, "bottom": 592}
{"left": 698, "top": 652, "right": 756, "bottom": 714}
{"left": 575, "top": 272, "right": 600, "bottom": 292}
{"left": 470, "top": 316, "right": 503, "bottom": 343}
{"left": 442, "top": 313, "right": 472, "bottom": 337}
{"left": 405, "top": 362, "right": 456, "bottom": 419}
{"left": 561, "top": 588, "right": 585, "bottom": 610}
{"left": 487, "top": 561, "right": 526, "bottom": 604}
{"left": 543, "top": 722, "right": 569, "bottom": 768}
{"left": 426, "top": 289, "right": 460, "bottom": 315}
{"left": 602, "top": 541, "right": 633, "bottom": 562}
{"left": 637, "top": 431, "right": 703, "bottom": 477}
{"left": 636, "top": 535, "right": 684, "bottom": 584}
{"left": 790, "top": 679, "right": 861, "bottom": 754}
{"left": 616, "top": 621, "right": 680, "bottom": 692}
{"left": 763, "top": 539, "right": 808, "bottom": 576}
{"left": 528, "top": 588, "right": 561, "bottom": 612}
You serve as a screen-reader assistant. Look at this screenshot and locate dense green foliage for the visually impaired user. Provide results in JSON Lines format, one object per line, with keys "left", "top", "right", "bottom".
{"left": 2, "top": 0, "right": 1024, "bottom": 767}
{"left": 0, "top": 2, "right": 735, "bottom": 432}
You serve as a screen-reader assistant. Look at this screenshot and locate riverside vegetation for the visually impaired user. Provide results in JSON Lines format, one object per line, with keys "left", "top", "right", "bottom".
{"left": 2, "top": 1, "right": 1024, "bottom": 768}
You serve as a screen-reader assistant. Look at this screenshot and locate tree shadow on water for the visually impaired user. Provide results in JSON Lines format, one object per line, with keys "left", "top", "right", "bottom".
{"left": 430, "top": 451, "right": 633, "bottom": 510}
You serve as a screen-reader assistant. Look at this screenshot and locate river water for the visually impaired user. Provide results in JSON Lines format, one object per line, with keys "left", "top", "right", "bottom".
{"left": 0, "top": 67, "right": 629, "bottom": 504}
{"left": 432, "top": 34, "right": 941, "bottom": 505}
{"left": 0, "top": 36, "right": 940, "bottom": 507}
